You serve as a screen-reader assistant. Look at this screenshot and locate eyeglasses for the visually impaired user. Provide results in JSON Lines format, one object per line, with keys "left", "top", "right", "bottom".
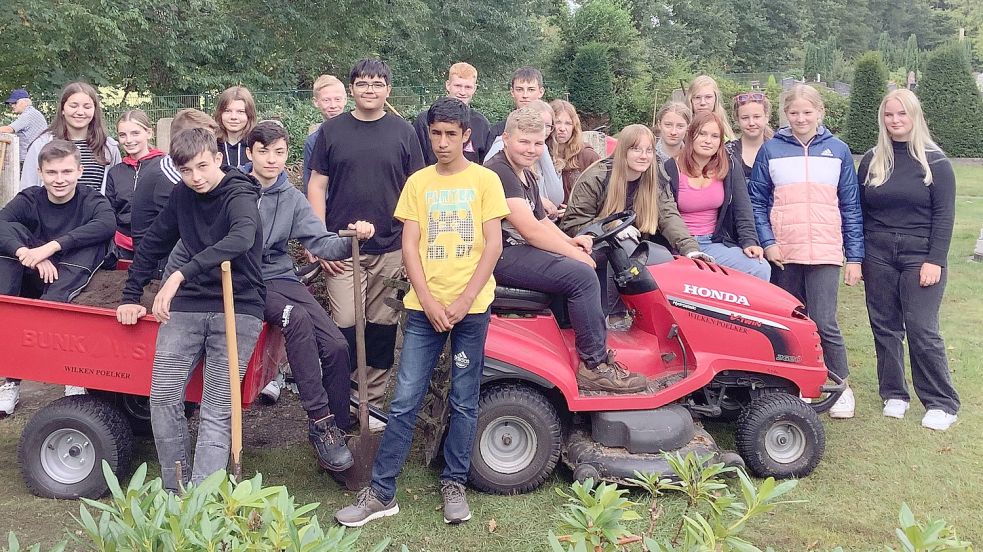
{"left": 733, "top": 92, "right": 766, "bottom": 105}
{"left": 628, "top": 146, "right": 655, "bottom": 155}
{"left": 353, "top": 81, "right": 388, "bottom": 91}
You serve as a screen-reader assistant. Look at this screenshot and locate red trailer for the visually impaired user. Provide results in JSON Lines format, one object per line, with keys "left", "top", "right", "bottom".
{"left": 0, "top": 293, "right": 284, "bottom": 499}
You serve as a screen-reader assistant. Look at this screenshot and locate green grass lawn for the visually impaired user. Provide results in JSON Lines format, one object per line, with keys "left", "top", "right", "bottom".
{"left": 2, "top": 166, "right": 982, "bottom": 551}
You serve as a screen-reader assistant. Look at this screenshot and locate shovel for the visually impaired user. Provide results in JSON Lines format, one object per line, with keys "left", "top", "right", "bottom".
{"left": 336, "top": 229, "right": 381, "bottom": 491}
{"left": 220, "top": 260, "right": 244, "bottom": 482}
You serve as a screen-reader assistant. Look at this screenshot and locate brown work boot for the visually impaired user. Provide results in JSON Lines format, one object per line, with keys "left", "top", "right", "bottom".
{"left": 576, "top": 351, "right": 648, "bottom": 394}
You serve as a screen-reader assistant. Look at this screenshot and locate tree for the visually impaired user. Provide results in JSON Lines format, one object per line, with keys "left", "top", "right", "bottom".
{"left": 845, "top": 52, "right": 888, "bottom": 153}
{"left": 567, "top": 42, "right": 614, "bottom": 127}
{"left": 902, "top": 34, "right": 920, "bottom": 74}
{"left": 918, "top": 43, "right": 983, "bottom": 156}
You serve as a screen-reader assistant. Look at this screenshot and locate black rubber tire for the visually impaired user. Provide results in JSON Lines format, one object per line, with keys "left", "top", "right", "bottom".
{"left": 18, "top": 395, "right": 134, "bottom": 499}
{"left": 735, "top": 393, "right": 825, "bottom": 479}
{"left": 469, "top": 384, "right": 562, "bottom": 495}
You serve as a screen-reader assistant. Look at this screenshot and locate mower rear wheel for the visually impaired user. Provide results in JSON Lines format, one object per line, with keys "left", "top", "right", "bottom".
{"left": 18, "top": 395, "right": 133, "bottom": 499}
{"left": 735, "top": 393, "right": 824, "bottom": 478}
{"left": 469, "top": 384, "right": 562, "bottom": 495}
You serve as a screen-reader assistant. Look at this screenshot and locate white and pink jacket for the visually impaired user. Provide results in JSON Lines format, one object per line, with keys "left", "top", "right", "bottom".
{"left": 748, "top": 127, "right": 864, "bottom": 265}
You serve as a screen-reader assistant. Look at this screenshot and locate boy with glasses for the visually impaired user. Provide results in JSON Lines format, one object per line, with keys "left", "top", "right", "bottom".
{"left": 308, "top": 59, "right": 425, "bottom": 414}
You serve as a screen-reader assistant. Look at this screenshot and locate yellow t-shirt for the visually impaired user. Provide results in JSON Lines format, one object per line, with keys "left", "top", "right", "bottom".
{"left": 394, "top": 163, "right": 510, "bottom": 313}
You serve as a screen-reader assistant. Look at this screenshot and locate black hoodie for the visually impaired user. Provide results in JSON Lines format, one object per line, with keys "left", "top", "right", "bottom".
{"left": 122, "top": 166, "right": 265, "bottom": 319}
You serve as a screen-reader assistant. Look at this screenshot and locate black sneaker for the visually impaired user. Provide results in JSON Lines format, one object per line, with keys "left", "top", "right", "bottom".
{"left": 309, "top": 415, "right": 354, "bottom": 472}
{"left": 335, "top": 486, "right": 399, "bottom": 527}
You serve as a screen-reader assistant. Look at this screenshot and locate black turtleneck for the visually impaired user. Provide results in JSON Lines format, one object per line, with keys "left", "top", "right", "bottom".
{"left": 858, "top": 141, "right": 956, "bottom": 266}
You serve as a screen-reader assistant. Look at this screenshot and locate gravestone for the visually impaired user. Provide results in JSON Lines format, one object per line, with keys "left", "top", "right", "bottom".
{"left": 157, "top": 118, "right": 173, "bottom": 153}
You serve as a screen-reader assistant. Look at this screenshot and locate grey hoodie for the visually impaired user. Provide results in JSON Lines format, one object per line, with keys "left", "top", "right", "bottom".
{"left": 166, "top": 165, "right": 352, "bottom": 282}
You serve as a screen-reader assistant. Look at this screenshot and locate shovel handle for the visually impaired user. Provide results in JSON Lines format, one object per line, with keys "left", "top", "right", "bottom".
{"left": 339, "top": 230, "right": 370, "bottom": 433}
{"left": 220, "top": 261, "right": 243, "bottom": 481}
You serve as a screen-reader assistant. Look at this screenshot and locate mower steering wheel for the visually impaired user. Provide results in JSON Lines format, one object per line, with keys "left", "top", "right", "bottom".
{"left": 579, "top": 210, "right": 637, "bottom": 249}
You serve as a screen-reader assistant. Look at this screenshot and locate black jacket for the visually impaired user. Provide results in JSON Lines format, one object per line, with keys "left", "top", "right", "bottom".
{"left": 662, "top": 156, "right": 760, "bottom": 249}
{"left": 122, "top": 167, "right": 266, "bottom": 319}
{"left": 414, "top": 107, "right": 492, "bottom": 165}
{"left": 105, "top": 150, "right": 167, "bottom": 239}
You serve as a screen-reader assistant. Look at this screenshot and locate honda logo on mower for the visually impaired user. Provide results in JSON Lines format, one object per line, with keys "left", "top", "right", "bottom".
{"left": 682, "top": 284, "right": 750, "bottom": 306}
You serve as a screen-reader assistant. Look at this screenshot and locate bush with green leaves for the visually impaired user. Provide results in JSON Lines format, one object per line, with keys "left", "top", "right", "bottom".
{"left": 6, "top": 462, "right": 387, "bottom": 552}
{"left": 918, "top": 43, "right": 983, "bottom": 157}
{"left": 259, "top": 96, "right": 324, "bottom": 164}
{"left": 845, "top": 52, "right": 888, "bottom": 153}
{"left": 567, "top": 42, "right": 615, "bottom": 128}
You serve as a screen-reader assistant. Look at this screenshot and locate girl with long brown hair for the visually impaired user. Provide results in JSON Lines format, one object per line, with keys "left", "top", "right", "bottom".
{"left": 213, "top": 85, "right": 258, "bottom": 167}
{"left": 726, "top": 92, "right": 774, "bottom": 181}
{"left": 20, "top": 82, "right": 120, "bottom": 191}
{"left": 664, "top": 112, "right": 768, "bottom": 280}
{"left": 550, "top": 99, "right": 600, "bottom": 203}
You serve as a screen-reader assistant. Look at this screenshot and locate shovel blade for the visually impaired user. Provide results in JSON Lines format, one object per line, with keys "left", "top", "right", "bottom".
{"left": 338, "top": 432, "right": 383, "bottom": 491}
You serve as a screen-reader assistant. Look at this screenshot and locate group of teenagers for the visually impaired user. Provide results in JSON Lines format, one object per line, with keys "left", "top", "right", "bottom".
{"left": 0, "top": 56, "right": 961, "bottom": 528}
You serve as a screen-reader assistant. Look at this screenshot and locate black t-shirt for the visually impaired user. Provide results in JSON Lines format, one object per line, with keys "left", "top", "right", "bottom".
{"left": 0, "top": 185, "right": 116, "bottom": 256}
{"left": 414, "top": 107, "right": 492, "bottom": 166}
{"left": 310, "top": 112, "right": 425, "bottom": 254}
{"left": 484, "top": 151, "right": 544, "bottom": 246}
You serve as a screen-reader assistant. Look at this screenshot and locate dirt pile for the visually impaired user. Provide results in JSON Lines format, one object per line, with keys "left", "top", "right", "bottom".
{"left": 72, "top": 270, "right": 159, "bottom": 311}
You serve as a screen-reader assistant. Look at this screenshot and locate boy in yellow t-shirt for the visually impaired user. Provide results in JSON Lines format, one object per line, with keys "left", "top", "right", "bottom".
{"left": 335, "top": 98, "right": 509, "bottom": 528}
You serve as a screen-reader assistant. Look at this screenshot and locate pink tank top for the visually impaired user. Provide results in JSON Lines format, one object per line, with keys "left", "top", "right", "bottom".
{"left": 677, "top": 173, "right": 724, "bottom": 236}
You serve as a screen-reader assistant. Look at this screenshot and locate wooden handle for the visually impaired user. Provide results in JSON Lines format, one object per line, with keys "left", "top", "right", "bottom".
{"left": 348, "top": 233, "right": 370, "bottom": 432}
{"left": 220, "top": 260, "right": 243, "bottom": 481}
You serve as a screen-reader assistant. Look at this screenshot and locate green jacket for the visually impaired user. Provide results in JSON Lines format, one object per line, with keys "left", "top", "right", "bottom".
{"left": 558, "top": 158, "right": 699, "bottom": 255}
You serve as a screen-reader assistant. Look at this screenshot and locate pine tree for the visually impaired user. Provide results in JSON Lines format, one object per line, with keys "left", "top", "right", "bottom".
{"left": 902, "top": 34, "right": 920, "bottom": 74}
{"left": 918, "top": 43, "right": 983, "bottom": 157}
{"left": 845, "top": 52, "right": 888, "bottom": 153}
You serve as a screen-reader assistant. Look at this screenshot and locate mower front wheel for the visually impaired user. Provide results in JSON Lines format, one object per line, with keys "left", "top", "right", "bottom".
{"left": 735, "top": 393, "right": 824, "bottom": 479}
{"left": 469, "top": 384, "right": 562, "bottom": 495}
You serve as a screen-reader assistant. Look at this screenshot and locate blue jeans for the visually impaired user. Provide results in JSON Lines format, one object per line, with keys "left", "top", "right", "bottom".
{"left": 695, "top": 235, "right": 771, "bottom": 281}
{"left": 371, "top": 309, "right": 491, "bottom": 503}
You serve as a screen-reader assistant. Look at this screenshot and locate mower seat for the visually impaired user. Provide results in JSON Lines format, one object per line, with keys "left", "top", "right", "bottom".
{"left": 491, "top": 286, "right": 552, "bottom": 313}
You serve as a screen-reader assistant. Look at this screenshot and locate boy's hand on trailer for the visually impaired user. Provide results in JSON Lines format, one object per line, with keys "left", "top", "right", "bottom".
{"left": 35, "top": 259, "right": 59, "bottom": 283}
{"left": 348, "top": 221, "right": 375, "bottom": 241}
{"left": 843, "top": 263, "right": 862, "bottom": 286}
{"left": 153, "top": 271, "right": 185, "bottom": 323}
{"left": 117, "top": 304, "right": 148, "bottom": 325}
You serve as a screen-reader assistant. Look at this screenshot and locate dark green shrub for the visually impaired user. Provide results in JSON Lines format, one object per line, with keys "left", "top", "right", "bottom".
{"left": 918, "top": 43, "right": 983, "bottom": 157}
{"left": 845, "top": 52, "right": 888, "bottom": 153}
{"left": 568, "top": 42, "right": 615, "bottom": 128}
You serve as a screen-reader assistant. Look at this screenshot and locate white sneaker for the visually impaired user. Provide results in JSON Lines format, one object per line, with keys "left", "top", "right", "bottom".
{"left": 883, "top": 399, "right": 910, "bottom": 419}
{"left": 0, "top": 381, "right": 20, "bottom": 415}
{"left": 921, "top": 409, "right": 957, "bottom": 431}
{"left": 64, "top": 385, "right": 87, "bottom": 397}
{"left": 828, "top": 386, "right": 855, "bottom": 419}
{"left": 260, "top": 374, "right": 282, "bottom": 403}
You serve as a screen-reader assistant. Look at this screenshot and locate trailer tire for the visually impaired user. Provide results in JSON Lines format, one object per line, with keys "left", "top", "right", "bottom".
{"left": 736, "top": 393, "right": 824, "bottom": 479}
{"left": 18, "top": 395, "right": 134, "bottom": 499}
{"left": 469, "top": 384, "right": 562, "bottom": 495}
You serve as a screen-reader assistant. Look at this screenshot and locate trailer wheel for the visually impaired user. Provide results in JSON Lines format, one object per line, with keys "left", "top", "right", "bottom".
{"left": 469, "top": 384, "right": 562, "bottom": 495}
{"left": 736, "top": 393, "right": 824, "bottom": 479}
{"left": 18, "top": 395, "right": 133, "bottom": 499}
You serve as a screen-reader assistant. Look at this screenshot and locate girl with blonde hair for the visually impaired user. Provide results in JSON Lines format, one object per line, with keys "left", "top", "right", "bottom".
{"left": 726, "top": 92, "right": 774, "bottom": 180}
{"left": 550, "top": 99, "right": 600, "bottom": 203}
{"left": 749, "top": 84, "right": 863, "bottom": 419}
{"left": 653, "top": 101, "right": 691, "bottom": 178}
{"left": 560, "top": 124, "right": 707, "bottom": 322}
{"left": 105, "top": 109, "right": 167, "bottom": 259}
{"left": 857, "top": 88, "right": 959, "bottom": 430}
{"left": 685, "top": 75, "right": 735, "bottom": 141}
